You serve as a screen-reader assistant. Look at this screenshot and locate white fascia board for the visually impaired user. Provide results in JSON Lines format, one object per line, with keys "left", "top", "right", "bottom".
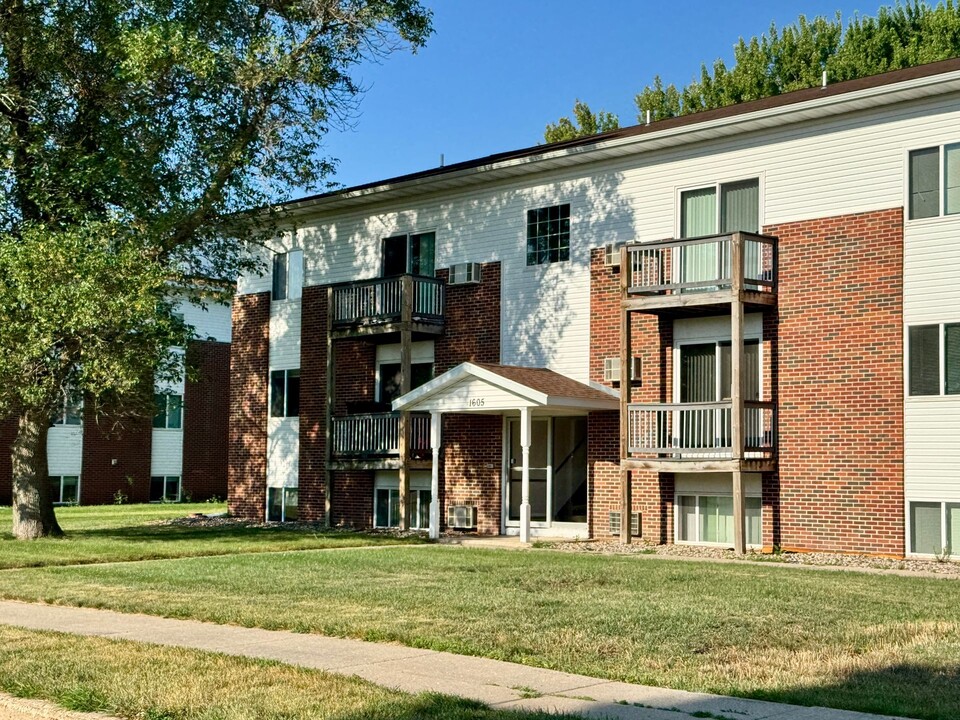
{"left": 544, "top": 396, "right": 619, "bottom": 411}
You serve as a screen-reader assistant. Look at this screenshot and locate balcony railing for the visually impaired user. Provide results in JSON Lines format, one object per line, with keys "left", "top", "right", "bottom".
{"left": 332, "top": 412, "right": 431, "bottom": 458}
{"left": 626, "top": 232, "right": 777, "bottom": 297}
{"left": 627, "top": 401, "right": 776, "bottom": 460}
{"left": 332, "top": 275, "right": 444, "bottom": 327}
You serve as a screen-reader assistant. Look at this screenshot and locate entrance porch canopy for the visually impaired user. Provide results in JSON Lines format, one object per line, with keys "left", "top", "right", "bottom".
{"left": 392, "top": 363, "right": 618, "bottom": 541}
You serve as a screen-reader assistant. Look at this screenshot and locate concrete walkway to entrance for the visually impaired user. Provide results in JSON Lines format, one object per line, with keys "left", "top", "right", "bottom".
{"left": 0, "top": 600, "right": 904, "bottom": 720}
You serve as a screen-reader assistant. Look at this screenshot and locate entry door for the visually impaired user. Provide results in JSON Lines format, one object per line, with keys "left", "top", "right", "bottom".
{"left": 507, "top": 418, "right": 549, "bottom": 523}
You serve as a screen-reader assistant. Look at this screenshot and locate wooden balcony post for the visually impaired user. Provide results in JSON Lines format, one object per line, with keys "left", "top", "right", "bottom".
{"left": 619, "top": 244, "right": 632, "bottom": 544}
{"left": 731, "top": 232, "right": 746, "bottom": 555}
{"left": 324, "top": 286, "right": 335, "bottom": 527}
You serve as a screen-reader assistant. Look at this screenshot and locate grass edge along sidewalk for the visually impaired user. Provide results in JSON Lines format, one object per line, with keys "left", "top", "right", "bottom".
{"left": 0, "top": 603, "right": 910, "bottom": 720}
{"left": 0, "top": 623, "right": 583, "bottom": 720}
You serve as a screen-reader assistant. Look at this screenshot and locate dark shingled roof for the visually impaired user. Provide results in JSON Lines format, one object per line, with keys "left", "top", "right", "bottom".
{"left": 472, "top": 363, "right": 616, "bottom": 403}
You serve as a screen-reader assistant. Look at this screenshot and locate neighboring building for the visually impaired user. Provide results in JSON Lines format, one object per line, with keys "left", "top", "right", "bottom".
{"left": 0, "top": 296, "right": 232, "bottom": 506}
{"left": 228, "top": 59, "right": 960, "bottom": 558}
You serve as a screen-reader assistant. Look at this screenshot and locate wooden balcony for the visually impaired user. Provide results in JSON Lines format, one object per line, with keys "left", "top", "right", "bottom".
{"left": 624, "top": 401, "right": 776, "bottom": 472}
{"left": 623, "top": 232, "right": 777, "bottom": 314}
{"left": 330, "top": 275, "right": 444, "bottom": 338}
{"left": 331, "top": 412, "right": 431, "bottom": 461}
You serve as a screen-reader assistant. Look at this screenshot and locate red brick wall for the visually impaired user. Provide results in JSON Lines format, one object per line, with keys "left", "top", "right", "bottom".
{"left": 331, "top": 470, "right": 373, "bottom": 527}
{"left": 765, "top": 207, "right": 904, "bottom": 555}
{"left": 182, "top": 340, "right": 231, "bottom": 502}
{"left": 80, "top": 403, "right": 153, "bottom": 505}
{"left": 332, "top": 341, "right": 376, "bottom": 415}
{"left": 588, "top": 248, "right": 673, "bottom": 542}
{"left": 298, "top": 286, "right": 327, "bottom": 521}
{"left": 227, "top": 292, "right": 270, "bottom": 519}
{"left": 435, "top": 262, "right": 501, "bottom": 372}
{"left": 442, "top": 414, "right": 502, "bottom": 534}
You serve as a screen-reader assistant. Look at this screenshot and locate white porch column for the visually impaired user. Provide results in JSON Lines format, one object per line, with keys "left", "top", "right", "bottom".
{"left": 519, "top": 406, "right": 532, "bottom": 543}
{"left": 429, "top": 410, "right": 442, "bottom": 540}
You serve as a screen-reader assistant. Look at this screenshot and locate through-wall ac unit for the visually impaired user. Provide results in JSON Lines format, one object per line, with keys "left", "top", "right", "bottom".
{"left": 603, "top": 242, "right": 623, "bottom": 267}
{"left": 603, "top": 356, "right": 641, "bottom": 383}
{"left": 448, "top": 262, "right": 482, "bottom": 285}
{"left": 447, "top": 504, "right": 478, "bottom": 529}
{"left": 608, "top": 511, "right": 641, "bottom": 537}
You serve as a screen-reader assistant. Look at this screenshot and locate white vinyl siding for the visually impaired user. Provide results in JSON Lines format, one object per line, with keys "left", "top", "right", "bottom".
{"left": 47, "top": 426, "right": 83, "bottom": 477}
{"left": 151, "top": 431, "right": 184, "bottom": 476}
{"left": 176, "top": 299, "right": 232, "bottom": 343}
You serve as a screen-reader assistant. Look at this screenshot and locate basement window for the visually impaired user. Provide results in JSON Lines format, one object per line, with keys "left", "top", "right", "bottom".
{"left": 49, "top": 475, "right": 80, "bottom": 504}
{"left": 676, "top": 494, "right": 761, "bottom": 547}
{"left": 150, "top": 476, "right": 181, "bottom": 502}
{"left": 909, "top": 501, "right": 960, "bottom": 556}
{"left": 267, "top": 487, "right": 299, "bottom": 522}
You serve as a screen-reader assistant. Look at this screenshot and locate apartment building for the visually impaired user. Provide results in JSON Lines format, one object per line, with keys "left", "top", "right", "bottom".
{"left": 0, "top": 297, "right": 232, "bottom": 506}
{"left": 228, "top": 59, "right": 960, "bottom": 558}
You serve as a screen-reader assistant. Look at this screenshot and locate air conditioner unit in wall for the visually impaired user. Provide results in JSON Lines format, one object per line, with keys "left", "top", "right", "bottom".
{"left": 447, "top": 504, "right": 478, "bottom": 529}
{"left": 448, "top": 262, "right": 482, "bottom": 285}
{"left": 608, "top": 511, "right": 641, "bottom": 537}
{"left": 603, "top": 357, "right": 641, "bottom": 383}
{"left": 603, "top": 242, "right": 623, "bottom": 267}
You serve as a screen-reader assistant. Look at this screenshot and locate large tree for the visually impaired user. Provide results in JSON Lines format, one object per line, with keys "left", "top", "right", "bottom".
{"left": 0, "top": 0, "right": 432, "bottom": 539}
{"left": 544, "top": 0, "right": 960, "bottom": 139}
{"left": 544, "top": 99, "right": 619, "bottom": 144}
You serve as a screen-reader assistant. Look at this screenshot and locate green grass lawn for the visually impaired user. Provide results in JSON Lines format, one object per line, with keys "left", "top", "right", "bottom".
{"left": 1, "top": 545, "right": 958, "bottom": 719}
{"left": 0, "top": 625, "right": 573, "bottom": 720}
{"left": 0, "top": 503, "right": 424, "bottom": 569}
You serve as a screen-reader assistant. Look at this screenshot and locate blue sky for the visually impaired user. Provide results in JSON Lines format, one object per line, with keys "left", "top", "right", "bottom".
{"left": 320, "top": 1, "right": 873, "bottom": 190}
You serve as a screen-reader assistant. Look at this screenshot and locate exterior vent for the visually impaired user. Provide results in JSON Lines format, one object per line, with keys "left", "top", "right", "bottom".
{"left": 603, "top": 357, "right": 641, "bottom": 383}
{"left": 608, "top": 511, "right": 641, "bottom": 537}
{"left": 447, "top": 504, "right": 477, "bottom": 529}
{"left": 603, "top": 242, "right": 623, "bottom": 267}
{"left": 448, "top": 262, "right": 482, "bottom": 285}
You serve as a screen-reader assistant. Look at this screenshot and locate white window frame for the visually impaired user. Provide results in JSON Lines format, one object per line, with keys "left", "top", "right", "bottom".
{"left": 50, "top": 475, "right": 81, "bottom": 505}
{"left": 905, "top": 499, "right": 959, "bottom": 557}
{"left": 271, "top": 249, "right": 304, "bottom": 301}
{"left": 905, "top": 142, "right": 960, "bottom": 221}
{"left": 380, "top": 230, "right": 437, "bottom": 277}
{"left": 153, "top": 393, "right": 183, "bottom": 430}
{"left": 674, "top": 493, "right": 762, "bottom": 548}
{"left": 150, "top": 475, "right": 182, "bottom": 503}
{"left": 906, "top": 322, "right": 959, "bottom": 397}
{"left": 525, "top": 203, "right": 571, "bottom": 267}
{"left": 674, "top": 175, "right": 764, "bottom": 238}
{"left": 373, "top": 474, "right": 431, "bottom": 529}
{"left": 270, "top": 369, "right": 300, "bottom": 418}
{"left": 51, "top": 388, "right": 83, "bottom": 426}
{"left": 672, "top": 337, "right": 764, "bottom": 403}
{"left": 265, "top": 486, "right": 299, "bottom": 523}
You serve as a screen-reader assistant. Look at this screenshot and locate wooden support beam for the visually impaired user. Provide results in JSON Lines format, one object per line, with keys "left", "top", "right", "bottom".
{"left": 398, "top": 325, "right": 412, "bottom": 531}
{"left": 619, "top": 244, "right": 632, "bottom": 544}
{"left": 731, "top": 233, "right": 746, "bottom": 555}
{"left": 324, "top": 286, "right": 335, "bottom": 527}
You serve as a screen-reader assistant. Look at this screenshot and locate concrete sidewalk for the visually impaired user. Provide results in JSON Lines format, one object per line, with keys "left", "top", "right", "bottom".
{"left": 0, "top": 600, "right": 904, "bottom": 720}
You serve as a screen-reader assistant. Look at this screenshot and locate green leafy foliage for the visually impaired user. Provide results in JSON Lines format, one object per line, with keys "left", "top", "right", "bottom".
{"left": 0, "top": 0, "right": 433, "bottom": 535}
{"left": 544, "top": 99, "right": 620, "bottom": 143}
{"left": 636, "top": 1, "right": 960, "bottom": 121}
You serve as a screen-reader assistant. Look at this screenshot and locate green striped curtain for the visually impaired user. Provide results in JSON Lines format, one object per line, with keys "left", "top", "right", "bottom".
{"left": 701, "top": 495, "right": 734, "bottom": 544}
{"left": 946, "top": 144, "right": 960, "bottom": 216}
{"left": 720, "top": 180, "right": 759, "bottom": 233}
{"left": 680, "top": 188, "right": 717, "bottom": 287}
{"left": 947, "top": 324, "right": 960, "bottom": 395}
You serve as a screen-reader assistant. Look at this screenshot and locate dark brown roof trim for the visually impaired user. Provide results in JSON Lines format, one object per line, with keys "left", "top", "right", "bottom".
{"left": 285, "top": 56, "right": 960, "bottom": 209}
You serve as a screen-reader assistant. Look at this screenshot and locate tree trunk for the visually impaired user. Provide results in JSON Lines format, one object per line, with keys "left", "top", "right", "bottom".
{"left": 11, "top": 409, "right": 63, "bottom": 539}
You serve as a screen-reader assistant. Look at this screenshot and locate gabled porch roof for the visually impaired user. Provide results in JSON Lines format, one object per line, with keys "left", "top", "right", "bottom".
{"left": 391, "top": 362, "right": 618, "bottom": 414}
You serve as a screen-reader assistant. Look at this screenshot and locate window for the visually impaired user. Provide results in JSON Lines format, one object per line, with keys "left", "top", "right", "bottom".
{"left": 908, "top": 143, "right": 960, "bottom": 219}
{"left": 680, "top": 178, "right": 759, "bottom": 238}
{"left": 381, "top": 232, "right": 435, "bottom": 277}
{"left": 374, "top": 475, "right": 431, "bottom": 528}
{"left": 377, "top": 362, "right": 433, "bottom": 404}
{"left": 267, "top": 487, "right": 299, "bottom": 522}
{"left": 270, "top": 369, "right": 301, "bottom": 417}
{"left": 49, "top": 475, "right": 79, "bottom": 504}
{"left": 526, "top": 203, "right": 570, "bottom": 265}
{"left": 677, "top": 494, "right": 762, "bottom": 546}
{"left": 908, "top": 324, "right": 960, "bottom": 396}
{"left": 51, "top": 388, "right": 83, "bottom": 426}
{"left": 150, "top": 476, "right": 181, "bottom": 502}
{"left": 909, "top": 501, "right": 960, "bottom": 555}
{"left": 153, "top": 393, "right": 183, "bottom": 429}
{"left": 272, "top": 249, "right": 304, "bottom": 301}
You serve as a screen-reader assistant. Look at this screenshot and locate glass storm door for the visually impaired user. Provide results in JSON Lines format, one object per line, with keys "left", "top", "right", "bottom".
{"left": 507, "top": 418, "right": 549, "bottom": 523}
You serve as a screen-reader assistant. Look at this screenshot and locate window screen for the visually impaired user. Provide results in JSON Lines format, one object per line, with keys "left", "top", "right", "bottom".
{"left": 909, "top": 325, "right": 940, "bottom": 395}
{"left": 911, "top": 502, "right": 942, "bottom": 555}
{"left": 910, "top": 147, "right": 940, "bottom": 219}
